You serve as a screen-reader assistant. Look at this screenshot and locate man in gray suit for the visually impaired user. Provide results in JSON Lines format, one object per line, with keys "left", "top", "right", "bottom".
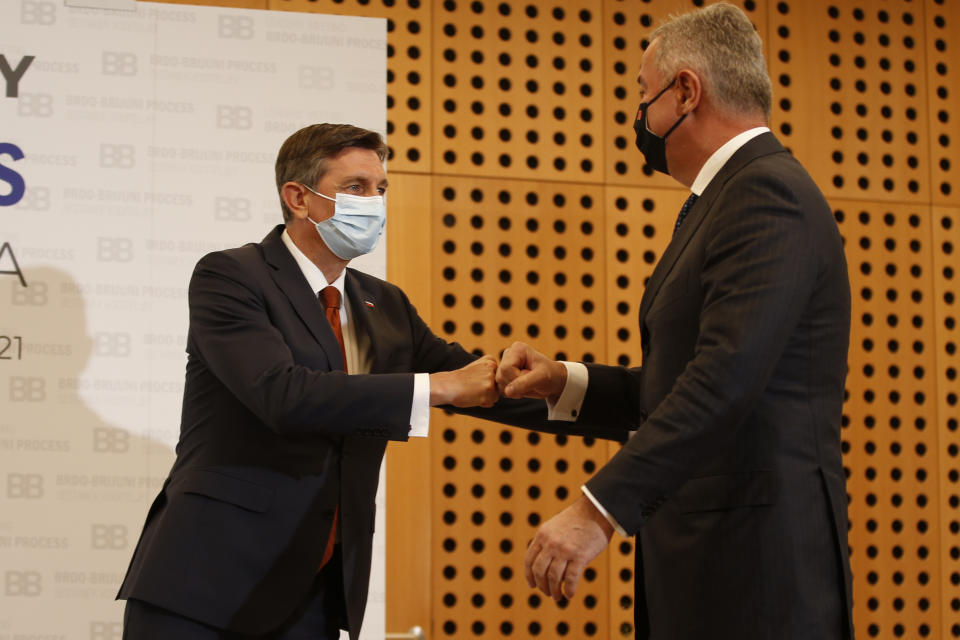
{"left": 497, "top": 4, "right": 853, "bottom": 639}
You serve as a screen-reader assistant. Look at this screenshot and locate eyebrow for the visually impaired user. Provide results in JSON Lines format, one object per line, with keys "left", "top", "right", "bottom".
{"left": 339, "top": 174, "right": 388, "bottom": 188}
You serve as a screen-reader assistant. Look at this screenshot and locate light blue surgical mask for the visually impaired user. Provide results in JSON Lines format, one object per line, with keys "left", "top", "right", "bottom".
{"left": 302, "top": 184, "right": 386, "bottom": 260}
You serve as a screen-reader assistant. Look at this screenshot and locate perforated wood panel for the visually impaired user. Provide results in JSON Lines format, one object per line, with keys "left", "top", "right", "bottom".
{"left": 932, "top": 205, "right": 960, "bottom": 640}
{"left": 432, "top": 1, "right": 605, "bottom": 182}
{"left": 837, "top": 201, "right": 943, "bottom": 638}
{"left": 430, "top": 175, "right": 622, "bottom": 637}
{"left": 926, "top": 0, "right": 958, "bottom": 206}
{"left": 603, "top": 186, "right": 688, "bottom": 368}
{"left": 771, "top": 1, "right": 933, "bottom": 203}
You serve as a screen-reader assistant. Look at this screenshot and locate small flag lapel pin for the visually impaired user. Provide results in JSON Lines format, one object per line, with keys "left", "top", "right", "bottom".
{"left": 364, "top": 299, "right": 375, "bottom": 308}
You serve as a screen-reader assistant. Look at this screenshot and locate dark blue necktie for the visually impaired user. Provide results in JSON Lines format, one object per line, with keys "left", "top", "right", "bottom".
{"left": 673, "top": 193, "right": 698, "bottom": 236}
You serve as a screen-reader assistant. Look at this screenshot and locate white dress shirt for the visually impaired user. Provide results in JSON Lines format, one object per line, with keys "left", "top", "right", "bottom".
{"left": 551, "top": 127, "right": 771, "bottom": 535}
{"left": 281, "top": 229, "right": 430, "bottom": 437}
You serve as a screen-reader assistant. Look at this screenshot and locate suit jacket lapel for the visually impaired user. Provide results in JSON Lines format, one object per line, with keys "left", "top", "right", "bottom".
{"left": 260, "top": 225, "right": 346, "bottom": 371}
{"left": 344, "top": 269, "right": 389, "bottom": 374}
{"left": 637, "top": 132, "right": 786, "bottom": 324}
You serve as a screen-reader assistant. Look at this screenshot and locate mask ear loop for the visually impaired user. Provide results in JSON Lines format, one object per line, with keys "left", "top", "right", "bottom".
{"left": 636, "top": 75, "right": 678, "bottom": 134}
{"left": 662, "top": 112, "right": 688, "bottom": 138}
{"left": 300, "top": 183, "right": 337, "bottom": 203}
{"left": 301, "top": 183, "right": 338, "bottom": 227}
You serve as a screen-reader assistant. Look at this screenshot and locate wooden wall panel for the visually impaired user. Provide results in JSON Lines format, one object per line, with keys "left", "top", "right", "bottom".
{"left": 383, "top": 173, "right": 434, "bottom": 634}
{"left": 925, "top": 0, "right": 958, "bottom": 207}
{"left": 431, "top": 0, "right": 605, "bottom": 183}
{"left": 429, "top": 174, "right": 612, "bottom": 638}
{"left": 430, "top": 175, "right": 608, "bottom": 365}
{"left": 932, "top": 204, "right": 960, "bottom": 640}
{"left": 770, "top": 1, "right": 932, "bottom": 203}
{"left": 837, "top": 198, "right": 942, "bottom": 639}
{"left": 600, "top": 184, "right": 686, "bottom": 638}
{"left": 602, "top": 185, "right": 687, "bottom": 369}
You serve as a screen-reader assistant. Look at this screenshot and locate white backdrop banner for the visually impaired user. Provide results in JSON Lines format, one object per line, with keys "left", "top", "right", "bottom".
{"left": 1, "top": 3, "right": 387, "bottom": 638}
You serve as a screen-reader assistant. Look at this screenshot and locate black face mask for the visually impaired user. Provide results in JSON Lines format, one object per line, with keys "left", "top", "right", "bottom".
{"left": 633, "top": 77, "right": 687, "bottom": 175}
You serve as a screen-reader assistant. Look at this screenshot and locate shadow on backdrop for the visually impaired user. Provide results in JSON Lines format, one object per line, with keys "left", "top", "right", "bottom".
{"left": 0, "top": 265, "right": 174, "bottom": 635}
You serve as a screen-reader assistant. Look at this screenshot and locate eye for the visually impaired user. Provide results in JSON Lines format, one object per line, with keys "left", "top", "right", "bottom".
{"left": 377, "top": 187, "right": 386, "bottom": 195}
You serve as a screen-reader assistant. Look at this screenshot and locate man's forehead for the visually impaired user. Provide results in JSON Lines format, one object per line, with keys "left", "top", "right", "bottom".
{"left": 638, "top": 37, "right": 659, "bottom": 83}
{"left": 326, "top": 147, "right": 383, "bottom": 172}
{"left": 328, "top": 145, "right": 380, "bottom": 163}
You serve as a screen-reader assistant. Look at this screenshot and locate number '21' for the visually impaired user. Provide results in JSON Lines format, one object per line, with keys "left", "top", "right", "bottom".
{"left": 0, "top": 336, "right": 23, "bottom": 360}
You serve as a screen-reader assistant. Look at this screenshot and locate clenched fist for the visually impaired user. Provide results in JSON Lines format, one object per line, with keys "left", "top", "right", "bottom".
{"left": 496, "top": 342, "right": 567, "bottom": 403}
{"left": 429, "top": 355, "right": 500, "bottom": 408}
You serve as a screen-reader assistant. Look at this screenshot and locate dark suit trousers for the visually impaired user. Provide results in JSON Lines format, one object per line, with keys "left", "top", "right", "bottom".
{"left": 123, "top": 547, "right": 347, "bottom": 639}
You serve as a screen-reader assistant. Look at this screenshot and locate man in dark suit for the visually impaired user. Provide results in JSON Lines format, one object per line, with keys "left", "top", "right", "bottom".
{"left": 118, "top": 123, "right": 515, "bottom": 638}
{"left": 497, "top": 4, "right": 854, "bottom": 639}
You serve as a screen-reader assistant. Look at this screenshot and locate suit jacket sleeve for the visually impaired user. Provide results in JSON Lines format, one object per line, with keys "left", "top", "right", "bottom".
{"left": 583, "top": 167, "right": 826, "bottom": 534}
{"left": 188, "top": 251, "right": 416, "bottom": 440}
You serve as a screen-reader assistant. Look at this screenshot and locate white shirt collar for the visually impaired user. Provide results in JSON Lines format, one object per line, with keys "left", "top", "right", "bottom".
{"left": 280, "top": 228, "right": 346, "bottom": 302}
{"left": 689, "top": 126, "right": 770, "bottom": 196}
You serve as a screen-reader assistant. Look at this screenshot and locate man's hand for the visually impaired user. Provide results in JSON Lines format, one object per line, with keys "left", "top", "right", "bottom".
{"left": 429, "top": 355, "right": 500, "bottom": 408}
{"left": 496, "top": 341, "right": 568, "bottom": 404}
{"left": 524, "top": 495, "right": 614, "bottom": 601}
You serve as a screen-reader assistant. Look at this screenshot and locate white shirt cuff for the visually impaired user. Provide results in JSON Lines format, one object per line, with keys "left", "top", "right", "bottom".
{"left": 581, "top": 485, "right": 628, "bottom": 537}
{"left": 408, "top": 373, "right": 430, "bottom": 438}
{"left": 545, "top": 361, "right": 588, "bottom": 421}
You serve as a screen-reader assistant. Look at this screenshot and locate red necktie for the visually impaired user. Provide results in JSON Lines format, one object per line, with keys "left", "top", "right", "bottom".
{"left": 318, "top": 286, "right": 345, "bottom": 570}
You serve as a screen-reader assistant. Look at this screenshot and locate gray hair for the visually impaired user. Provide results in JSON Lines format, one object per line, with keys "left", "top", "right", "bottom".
{"left": 650, "top": 2, "right": 772, "bottom": 121}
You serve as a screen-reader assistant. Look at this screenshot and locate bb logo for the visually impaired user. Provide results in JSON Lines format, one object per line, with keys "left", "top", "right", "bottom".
{"left": 93, "top": 427, "right": 130, "bottom": 453}
{"left": 93, "top": 332, "right": 131, "bottom": 357}
{"left": 4, "top": 570, "right": 42, "bottom": 596}
{"left": 102, "top": 51, "right": 137, "bottom": 76}
{"left": 99, "top": 144, "right": 136, "bottom": 169}
{"left": 90, "top": 622, "right": 123, "bottom": 640}
{"left": 17, "top": 185, "right": 50, "bottom": 211}
{"left": 216, "top": 105, "right": 252, "bottom": 130}
{"left": 11, "top": 279, "right": 46, "bottom": 305}
{"left": 16, "top": 92, "right": 53, "bottom": 117}
{"left": 10, "top": 376, "right": 46, "bottom": 402}
{"left": 214, "top": 196, "right": 251, "bottom": 221}
{"left": 218, "top": 15, "right": 254, "bottom": 39}
{"left": 299, "top": 66, "right": 335, "bottom": 90}
{"left": 96, "top": 237, "right": 134, "bottom": 262}
{"left": 20, "top": 0, "right": 56, "bottom": 25}
{"left": 7, "top": 472, "right": 44, "bottom": 498}
{"left": 91, "top": 524, "right": 128, "bottom": 550}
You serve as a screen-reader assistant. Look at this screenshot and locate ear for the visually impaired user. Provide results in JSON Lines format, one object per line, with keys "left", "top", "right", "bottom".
{"left": 674, "top": 69, "right": 702, "bottom": 115}
{"left": 281, "top": 182, "right": 309, "bottom": 220}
